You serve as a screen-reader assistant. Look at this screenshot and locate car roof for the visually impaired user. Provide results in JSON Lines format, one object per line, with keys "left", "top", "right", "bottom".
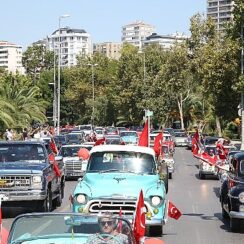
{"left": 90, "top": 145, "right": 155, "bottom": 156}
{"left": 0, "top": 140, "right": 44, "bottom": 145}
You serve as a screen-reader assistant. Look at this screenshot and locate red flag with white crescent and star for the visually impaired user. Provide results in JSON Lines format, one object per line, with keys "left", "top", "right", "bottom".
{"left": 153, "top": 132, "right": 163, "bottom": 157}
{"left": 133, "top": 190, "right": 146, "bottom": 244}
{"left": 168, "top": 201, "right": 182, "bottom": 220}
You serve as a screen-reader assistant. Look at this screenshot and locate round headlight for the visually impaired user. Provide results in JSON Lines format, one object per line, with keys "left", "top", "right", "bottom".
{"left": 33, "top": 176, "right": 42, "bottom": 183}
{"left": 238, "top": 192, "right": 244, "bottom": 203}
{"left": 151, "top": 196, "right": 161, "bottom": 207}
{"left": 76, "top": 194, "right": 86, "bottom": 204}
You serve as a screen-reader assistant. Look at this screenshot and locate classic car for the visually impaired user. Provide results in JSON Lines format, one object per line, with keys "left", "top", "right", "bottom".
{"left": 0, "top": 141, "right": 65, "bottom": 212}
{"left": 59, "top": 144, "right": 89, "bottom": 179}
{"left": 219, "top": 151, "right": 244, "bottom": 232}
{"left": 161, "top": 143, "right": 175, "bottom": 179}
{"left": 198, "top": 145, "right": 219, "bottom": 179}
{"left": 173, "top": 131, "right": 188, "bottom": 147}
{"left": 6, "top": 212, "right": 164, "bottom": 244}
{"left": 72, "top": 145, "right": 167, "bottom": 236}
{"left": 120, "top": 130, "right": 138, "bottom": 145}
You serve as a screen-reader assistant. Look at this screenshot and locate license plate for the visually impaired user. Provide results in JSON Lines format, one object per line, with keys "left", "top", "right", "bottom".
{"left": 239, "top": 205, "right": 244, "bottom": 212}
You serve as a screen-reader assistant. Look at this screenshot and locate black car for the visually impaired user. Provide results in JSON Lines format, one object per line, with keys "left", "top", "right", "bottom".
{"left": 0, "top": 141, "right": 65, "bottom": 212}
{"left": 219, "top": 151, "right": 244, "bottom": 232}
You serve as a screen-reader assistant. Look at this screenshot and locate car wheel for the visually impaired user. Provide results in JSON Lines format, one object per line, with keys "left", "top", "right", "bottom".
{"left": 37, "top": 189, "right": 52, "bottom": 212}
{"left": 54, "top": 187, "right": 62, "bottom": 208}
{"left": 199, "top": 171, "right": 205, "bottom": 179}
{"left": 230, "top": 218, "right": 240, "bottom": 232}
{"left": 148, "top": 225, "right": 163, "bottom": 237}
{"left": 169, "top": 173, "right": 172, "bottom": 179}
{"left": 221, "top": 202, "right": 229, "bottom": 219}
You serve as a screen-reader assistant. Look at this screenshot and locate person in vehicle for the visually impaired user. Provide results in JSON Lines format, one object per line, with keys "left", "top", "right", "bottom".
{"left": 86, "top": 213, "right": 128, "bottom": 243}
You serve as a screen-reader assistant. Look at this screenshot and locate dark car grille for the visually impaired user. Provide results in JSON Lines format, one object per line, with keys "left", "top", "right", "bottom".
{"left": 65, "top": 160, "right": 82, "bottom": 171}
{"left": 0, "top": 175, "right": 31, "bottom": 189}
{"left": 88, "top": 200, "right": 148, "bottom": 216}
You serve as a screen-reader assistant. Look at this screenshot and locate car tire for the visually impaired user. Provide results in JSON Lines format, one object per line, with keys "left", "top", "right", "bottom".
{"left": 169, "top": 173, "right": 172, "bottom": 179}
{"left": 148, "top": 225, "right": 163, "bottom": 237}
{"left": 230, "top": 218, "right": 240, "bottom": 232}
{"left": 54, "top": 187, "right": 63, "bottom": 208}
{"left": 39, "top": 189, "right": 53, "bottom": 212}
{"left": 199, "top": 171, "right": 205, "bottom": 179}
{"left": 221, "top": 202, "right": 229, "bottom": 219}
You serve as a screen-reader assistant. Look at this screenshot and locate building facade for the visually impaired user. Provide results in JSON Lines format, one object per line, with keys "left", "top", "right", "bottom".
{"left": 47, "top": 27, "right": 92, "bottom": 67}
{"left": 143, "top": 32, "right": 188, "bottom": 49}
{"left": 121, "top": 21, "right": 155, "bottom": 48}
{"left": 207, "top": 0, "right": 235, "bottom": 32}
{"left": 93, "top": 42, "right": 122, "bottom": 59}
{"left": 0, "top": 41, "right": 25, "bottom": 74}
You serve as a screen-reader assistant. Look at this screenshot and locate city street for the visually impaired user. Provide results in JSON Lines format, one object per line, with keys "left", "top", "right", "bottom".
{"left": 3, "top": 147, "right": 244, "bottom": 243}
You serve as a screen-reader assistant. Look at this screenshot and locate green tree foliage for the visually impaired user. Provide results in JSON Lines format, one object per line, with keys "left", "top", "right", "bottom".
{"left": 22, "top": 44, "right": 54, "bottom": 83}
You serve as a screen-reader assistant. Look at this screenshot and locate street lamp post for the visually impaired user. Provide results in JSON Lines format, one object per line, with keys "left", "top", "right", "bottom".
{"left": 57, "top": 14, "right": 70, "bottom": 135}
{"left": 87, "top": 63, "right": 98, "bottom": 126}
{"left": 240, "top": 25, "right": 244, "bottom": 150}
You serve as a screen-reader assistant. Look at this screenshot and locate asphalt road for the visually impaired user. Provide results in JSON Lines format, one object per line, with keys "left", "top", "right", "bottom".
{"left": 163, "top": 147, "right": 244, "bottom": 244}
{"left": 3, "top": 147, "right": 244, "bottom": 243}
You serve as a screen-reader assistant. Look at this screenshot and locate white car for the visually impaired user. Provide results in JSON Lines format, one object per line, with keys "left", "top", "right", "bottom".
{"left": 59, "top": 144, "right": 89, "bottom": 178}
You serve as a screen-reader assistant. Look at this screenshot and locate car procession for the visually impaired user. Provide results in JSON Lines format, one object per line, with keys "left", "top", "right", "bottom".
{"left": 1, "top": 125, "right": 244, "bottom": 244}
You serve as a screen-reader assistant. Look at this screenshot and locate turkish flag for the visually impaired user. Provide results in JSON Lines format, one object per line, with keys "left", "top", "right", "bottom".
{"left": 133, "top": 190, "right": 146, "bottom": 243}
{"left": 193, "top": 129, "right": 199, "bottom": 143}
{"left": 50, "top": 138, "right": 58, "bottom": 154}
{"left": 138, "top": 120, "right": 149, "bottom": 147}
{"left": 153, "top": 132, "right": 163, "bottom": 157}
{"left": 168, "top": 201, "right": 182, "bottom": 220}
{"left": 94, "top": 138, "right": 105, "bottom": 146}
{"left": 191, "top": 137, "right": 199, "bottom": 156}
{"left": 48, "top": 154, "right": 61, "bottom": 177}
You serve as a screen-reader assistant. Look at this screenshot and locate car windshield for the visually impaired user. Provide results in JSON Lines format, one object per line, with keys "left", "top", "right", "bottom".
{"left": 66, "top": 134, "right": 80, "bottom": 140}
{"left": 60, "top": 146, "right": 81, "bottom": 157}
{"left": 120, "top": 132, "right": 137, "bottom": 137}
{"left": 162, "top": 145, "right": 169, "bottom": 154}
{"left": 105, "top": 138, "right": 121, "bottom": 145}
{"left": 87, "top": 151, "right": 156, "bottom": 174}
{"left": 0, "top": 144, "right": 46, "bottom": 163}
{"left": 205, "top": 147, "right": 217, "bottom": 155}
{"left": 8, "top": 213, "right": 133, "bottom": 244}
{"left": 79, "top": 125, "right": 92, "bottom": 130}
{"left": 174, "top": 132, "right": 187, "bottom": 137}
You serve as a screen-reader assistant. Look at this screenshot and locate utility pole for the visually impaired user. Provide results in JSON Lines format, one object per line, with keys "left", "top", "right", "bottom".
{"left": 241, "top": 25, "right": 244, "bottom": 150}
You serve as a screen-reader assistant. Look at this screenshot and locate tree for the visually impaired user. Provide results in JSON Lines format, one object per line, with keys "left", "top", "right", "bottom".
{"left": 23, "top": 44, "right": 54, "bottom": 83}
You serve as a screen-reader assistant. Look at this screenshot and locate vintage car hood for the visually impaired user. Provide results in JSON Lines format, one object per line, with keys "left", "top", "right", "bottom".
{"left": 78, "top": 173, "right": 161, "bottom": 198}
{"left": 0, "top": 161, "right": 47, "bottom": 173}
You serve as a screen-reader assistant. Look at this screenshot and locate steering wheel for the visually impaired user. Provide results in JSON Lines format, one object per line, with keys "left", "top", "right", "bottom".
{"left": 88, "top": 233, "right": 123, "bottom": 243}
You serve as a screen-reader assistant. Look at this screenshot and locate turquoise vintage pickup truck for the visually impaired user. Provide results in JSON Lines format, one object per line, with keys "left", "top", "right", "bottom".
{"left": 71, "top": 145, "right": 167, "bottom": 236}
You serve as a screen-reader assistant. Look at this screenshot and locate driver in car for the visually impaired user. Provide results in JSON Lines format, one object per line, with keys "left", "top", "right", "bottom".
{"left": 86, "top": 213, "right": 128, "bottom": 243}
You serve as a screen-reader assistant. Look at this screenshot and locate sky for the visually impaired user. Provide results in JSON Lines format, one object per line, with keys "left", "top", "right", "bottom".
{"left": 1, "top": 0, "right": 206, "bottom": 50}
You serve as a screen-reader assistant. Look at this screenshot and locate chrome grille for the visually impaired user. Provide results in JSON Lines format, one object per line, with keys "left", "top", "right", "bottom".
{"left": 0, "top": 175, "right": 31, "bottom": 189}
{"left": 88, "top": 200, "right": 148, "bottom": 216}
{"left": 65, "top": 160, "right": 82, "bottom": 171}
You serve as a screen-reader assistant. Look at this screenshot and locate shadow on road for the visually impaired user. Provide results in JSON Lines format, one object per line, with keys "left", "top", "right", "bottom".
{"left": 213, "top": 186, "right": 220, "bottom": 198}
{"left": 2, "top": 207, "right": 35, "bottom": 219}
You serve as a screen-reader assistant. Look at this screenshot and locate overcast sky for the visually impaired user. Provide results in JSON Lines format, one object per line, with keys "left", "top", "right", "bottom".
{"left": 1, "top": 0, "right": 206, "bottom": 49}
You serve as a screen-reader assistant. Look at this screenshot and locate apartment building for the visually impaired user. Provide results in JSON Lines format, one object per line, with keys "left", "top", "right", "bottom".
{"left": 93, "top": 42, "right": 122, "bottom": 59}
{"left": 47, "top": 27, "right": 92, "bottom": 67}
{"left": 207, "top": 0, "right": 235, "bottom": 32}
{"left": 122, "top": 21, "right": 155, "bottom": 48}
{"left": 143, "top": 32, "right": 188, "bottom": 49}
{"left": 0, "top": 41, "right": 25, "bottom": 74}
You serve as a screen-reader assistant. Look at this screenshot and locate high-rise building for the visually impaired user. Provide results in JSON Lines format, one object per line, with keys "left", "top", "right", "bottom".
{"left": 122, "top": 21, "right": 155, "bottom": 48}
{"left": 0, "top": 41, "right": 25, "bottom": 74}
{"left": 47, "top": 27, "right": 92, "bottom": 67}
{"left": 93, "top": 42, "right": 122, "bottom": 59}
{"left": 143, "top": 32, "right": 188, "bottom": 49}
{"left": 207, "top": 0, "right": 235, "bottom": 32}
